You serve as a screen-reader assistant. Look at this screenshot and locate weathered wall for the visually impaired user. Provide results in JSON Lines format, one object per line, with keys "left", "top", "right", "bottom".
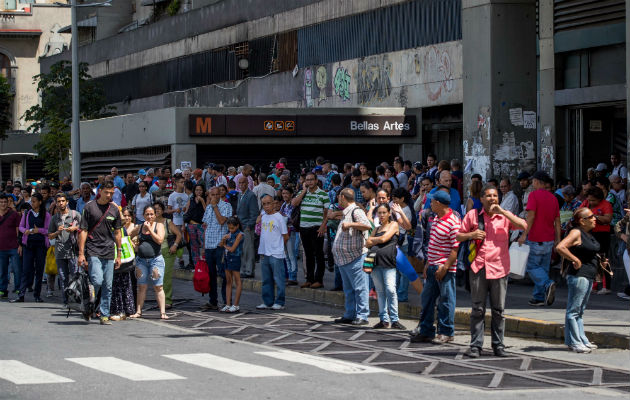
{"left": 0, "top": 5, "right": 70, "bottom": 131}
{"left": 112, "top": 41, "right": 463, "bottom": 115}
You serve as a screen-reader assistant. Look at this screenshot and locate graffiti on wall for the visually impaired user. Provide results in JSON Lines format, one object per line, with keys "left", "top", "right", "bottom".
{"left": 464, "top": 106, "right": 492, "bottom": 181}
{"left": 423, "top": 46, "right": 454, "bottom": 102}
{"left": 333, "top": 66, "right": 351, "bottom": 101}
{"left": 315, "top": 66, "right": 328, "bottom": 104}
{"left": 541, "top": 125, "right": 554, "bottom": 176}
{"left": 493, "top": 131, "right": 536, "bottom": 178}
{"left": 304, "top": 67, "right": 313, "bottom": 108}
{"left": 357, "top": 54, "right": 392, "bottom": 105}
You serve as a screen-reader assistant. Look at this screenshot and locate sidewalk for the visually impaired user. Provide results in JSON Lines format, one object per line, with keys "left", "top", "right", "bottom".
{"left": 174, "top": 258, "right": 630, "bottom": 349}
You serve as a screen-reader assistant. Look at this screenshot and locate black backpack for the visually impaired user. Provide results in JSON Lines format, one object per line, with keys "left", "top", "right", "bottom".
{"left": 65, "top": 269, "right": 96, "bottom": 321}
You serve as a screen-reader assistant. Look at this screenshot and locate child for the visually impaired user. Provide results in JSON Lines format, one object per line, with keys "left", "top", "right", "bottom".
{"left": 220, "top": 216, "right": 244, "bottom": 313}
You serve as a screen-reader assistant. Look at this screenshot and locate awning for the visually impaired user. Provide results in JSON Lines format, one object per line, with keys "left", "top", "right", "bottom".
{"left": 58, "top": 16, "right": 97, "bottom": 33}
{"left": 0, "top": 29, "right": 41, "bottom": 38}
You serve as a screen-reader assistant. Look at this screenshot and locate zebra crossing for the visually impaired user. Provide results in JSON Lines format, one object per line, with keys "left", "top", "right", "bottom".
{"left": 0, "top": 351, "right": 384, "bottom": 385}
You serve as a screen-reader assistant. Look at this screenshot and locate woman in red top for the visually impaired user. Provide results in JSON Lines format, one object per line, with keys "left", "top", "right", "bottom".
{"left": 579, "top": 187, "right": 613, "bottom": 293}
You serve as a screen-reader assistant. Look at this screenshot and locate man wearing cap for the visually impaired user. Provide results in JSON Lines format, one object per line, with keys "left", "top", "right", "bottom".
{"left": 269, "top": 163, "right": 285, "bottom": 187}
{"left": 136, "top": 169, "right": 147, "bottom": 184}
{"left": 458, "top": 185, "right": 527, "bottom": 358}
{"left": 517, "top": 171, "right": 560, "bottom": 307}
{"left": 595, "top": 162, "right": 608, "bottom": 178}
{"left": 413, "top": 189, "right": 461, "bottom": 344}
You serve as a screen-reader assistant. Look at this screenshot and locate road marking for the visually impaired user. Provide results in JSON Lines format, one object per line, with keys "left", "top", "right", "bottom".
{"left": 163, "top": 353, "right": 293, "bottom": 377}
{"left": 256, "top": 350, "right": 386, "bottom": 374}
{"left": 0, "top": 360, "right": 74, "bottom": 385}
{"left": 65, "top": 357, "right": 185, "bottom": 381}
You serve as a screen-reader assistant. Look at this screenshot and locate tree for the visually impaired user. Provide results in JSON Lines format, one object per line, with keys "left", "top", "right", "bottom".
{"left": 23, "top": 60, "right": 115, "bottom": 176}
{"left": 0, "top": 75, "right": 13, "bottom": 140}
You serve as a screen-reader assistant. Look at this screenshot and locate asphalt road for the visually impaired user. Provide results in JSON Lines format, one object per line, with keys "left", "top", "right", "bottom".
{"left": 0, "top": 284, "right": 628, "bottom": 400}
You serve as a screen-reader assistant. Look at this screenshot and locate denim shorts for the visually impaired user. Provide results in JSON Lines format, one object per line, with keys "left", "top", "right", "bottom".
{"left": 225, "top": 254, "right": 241, "bottom": 272}
{"left": 136, "top": 255, "right": 165, "bottom": 286}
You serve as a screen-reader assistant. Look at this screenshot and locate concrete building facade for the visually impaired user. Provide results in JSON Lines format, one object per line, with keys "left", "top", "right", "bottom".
{"left": 39, "top": 0, "right": 629, "bottom": 184}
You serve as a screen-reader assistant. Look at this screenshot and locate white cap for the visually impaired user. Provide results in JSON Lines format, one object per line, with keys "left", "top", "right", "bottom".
{"left": 595, "top": 163, "right": 607, "bottom": 172}
{"left": 174, "top": 168, "right": 183, "bottom": 175}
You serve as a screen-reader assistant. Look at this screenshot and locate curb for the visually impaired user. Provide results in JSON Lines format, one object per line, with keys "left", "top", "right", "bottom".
{"left": 173, "top": 269, "right": 630, "bottom": 350}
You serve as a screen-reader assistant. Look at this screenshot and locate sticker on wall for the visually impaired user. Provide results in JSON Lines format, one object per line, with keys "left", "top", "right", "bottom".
{"left": 509, "top": 108, "right": 523, "bottom": 126}
{"left": 523, "top": 111, "right": 536, "bottom": 129}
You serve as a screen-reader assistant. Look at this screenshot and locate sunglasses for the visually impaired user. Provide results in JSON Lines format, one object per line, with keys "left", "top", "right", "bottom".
{"left": 581, "top": 214, "right": 596, "bottom": 220}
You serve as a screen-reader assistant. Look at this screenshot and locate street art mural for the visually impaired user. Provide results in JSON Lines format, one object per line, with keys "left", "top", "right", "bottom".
{"left": 333, "top": 65, "right": 351, "bottom": 101}
{"left": 357, "top": 54, "right": 392, "bottom": 105}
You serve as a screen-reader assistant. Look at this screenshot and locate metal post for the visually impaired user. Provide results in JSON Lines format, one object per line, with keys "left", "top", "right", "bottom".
{"left": 70, "top": 0, "right": 81, "bottom": 188}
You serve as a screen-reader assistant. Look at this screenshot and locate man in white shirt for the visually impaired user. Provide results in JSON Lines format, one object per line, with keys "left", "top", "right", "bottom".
{"left": 252, "top": 172, "right": 277, "bottom": 208}
{"left": 611, "top": 152, "right": 628, "bottom": 185}
{"left": 499, "top": 178, "right": 520, "bottom": 215}
{"left": 256, "top": 194, "right": 289, "bottom": 310}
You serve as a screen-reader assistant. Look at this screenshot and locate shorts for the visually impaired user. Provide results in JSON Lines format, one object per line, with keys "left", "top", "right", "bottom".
{"left": 136, "top": 255, "right": 165, "bottom": 286}
{"left": 225, "top": 254, "right": 241, "bottom": 272}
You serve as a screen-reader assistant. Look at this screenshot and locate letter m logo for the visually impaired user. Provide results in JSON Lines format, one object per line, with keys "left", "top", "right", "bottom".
{"left": 196, "top": 117, "right": 212, "bottom": 134}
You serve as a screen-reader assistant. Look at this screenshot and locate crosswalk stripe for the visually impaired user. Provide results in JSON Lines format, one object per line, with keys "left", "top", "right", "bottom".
{"left": 0, "top": 360, "right": 74, "bottom": 384}
{"left": 65, "top": 357, "right": 186, "bottom": 381}
{"left": 163, "top": 353, "right": 293, "bottom": 377}
{"left": 256, "top": 350, "right": 387, "bottom": 374}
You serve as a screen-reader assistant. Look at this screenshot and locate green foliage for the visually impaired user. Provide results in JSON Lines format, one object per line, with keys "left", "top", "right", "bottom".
{"left": 166, "top": 0, "right": 180, "bottom": 16}
{"left": 22, "top": 60, "right": 115, "bottom": 176}
{"left": 0, "top": 75, "right": 13, "bottom": 140}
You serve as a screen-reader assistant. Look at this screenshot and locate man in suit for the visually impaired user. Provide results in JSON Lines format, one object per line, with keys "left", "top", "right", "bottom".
{"left": 237, "top": 176, "right": 260, "bottom": 278}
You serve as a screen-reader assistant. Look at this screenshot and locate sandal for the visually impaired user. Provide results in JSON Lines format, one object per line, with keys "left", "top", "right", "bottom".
{"left": 128, "top": 312, "right": 142, "bottom": 319}
{"left": 160, "top": 313, "right": 169, "bottom": 320}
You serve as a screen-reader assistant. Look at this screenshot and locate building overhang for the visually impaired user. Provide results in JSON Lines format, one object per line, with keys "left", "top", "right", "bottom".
{"left": 0, "top": 29, "right": 41, "bottom": 38}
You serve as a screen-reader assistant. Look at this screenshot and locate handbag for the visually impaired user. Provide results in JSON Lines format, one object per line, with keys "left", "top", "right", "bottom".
{"left": 45, "top": 247, "right": 58, "bottom": 275}
{"left": 165, "top": 220, "right": 185, "bottom": 249}
{"left": 595, "top": 254, "right": 613, "bottom": 281}
{"left": 119, "top": 230, "right": 136, "bottom": 263}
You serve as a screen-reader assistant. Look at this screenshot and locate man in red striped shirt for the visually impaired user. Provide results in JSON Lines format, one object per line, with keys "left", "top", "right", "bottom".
{"left": 411, "top": 189, "right": 461, "bottom": 344}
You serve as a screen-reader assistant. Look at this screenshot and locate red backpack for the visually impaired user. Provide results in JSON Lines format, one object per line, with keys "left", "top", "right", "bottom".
{"left": 193, "top": 258, "right": 210, "bottom": 294}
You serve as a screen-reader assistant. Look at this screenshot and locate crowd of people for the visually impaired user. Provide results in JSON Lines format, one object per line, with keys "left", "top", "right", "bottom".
{"left": 0, "top": 153, "right": 628, "bottom": 355}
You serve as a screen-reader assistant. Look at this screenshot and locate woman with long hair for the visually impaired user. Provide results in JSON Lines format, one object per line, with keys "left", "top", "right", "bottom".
{"left": 110, "top": 207, "right": 137, "bottom": 321}
{"left": 154, "top": 202, "right": 182, "bottom": 310}
{"left": 184, "top": 184, "right": 206, "bottom": 266}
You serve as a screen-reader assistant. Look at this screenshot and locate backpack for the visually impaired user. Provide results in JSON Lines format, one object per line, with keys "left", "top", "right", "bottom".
{"left": 289, "top": 204, "right": 301, "bottom": 232}
{"left": 65, "top": 269, "right": 96, "bottom": 321}
{"left": 459, "top": 208, "right": 485, "bottom": 270}
{"left": 193, "top": 258, "right": 210, "bottom": 294}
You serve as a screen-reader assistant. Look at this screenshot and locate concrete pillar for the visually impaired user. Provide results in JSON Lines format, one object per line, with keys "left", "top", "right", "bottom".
{"left": 171, "top": 144, "right": 197, "bottom": 172}
{"left": 538, "top": 0, "right": 555, "bottom": 178}
{"left": 462, "top": 0, "right": 537, "bottom": 188}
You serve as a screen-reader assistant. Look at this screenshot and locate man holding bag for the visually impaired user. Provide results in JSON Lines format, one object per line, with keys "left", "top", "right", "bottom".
{"left": 48, "top": 193, "right": 82, "bottom": 307}
{"left": 457, "top": 185, "right": 527, "bottom": 358}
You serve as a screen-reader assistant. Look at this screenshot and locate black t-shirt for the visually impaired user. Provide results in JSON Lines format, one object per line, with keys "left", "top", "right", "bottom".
{"left": 123, "top": 182, "right": 139, "bottom": 204}
{"left": 80, "top": 201, "right": 122, "bottom": 259}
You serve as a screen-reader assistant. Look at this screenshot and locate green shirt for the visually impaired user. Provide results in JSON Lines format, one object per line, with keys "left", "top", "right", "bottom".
{"left": 299, "top": 188, "right": 330, "bottom": 228}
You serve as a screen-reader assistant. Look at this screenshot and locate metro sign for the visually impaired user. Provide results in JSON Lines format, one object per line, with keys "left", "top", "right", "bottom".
{"left": 195, "top": 117, "right": 212, "bottom": 134}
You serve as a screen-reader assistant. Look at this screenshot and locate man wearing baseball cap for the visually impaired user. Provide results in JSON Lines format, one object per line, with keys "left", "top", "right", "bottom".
{"left": 517, "top": 171, "right": 560, "bottom": 307}
{"left": 412, "top": 187, "right": 461, "bottom": 344}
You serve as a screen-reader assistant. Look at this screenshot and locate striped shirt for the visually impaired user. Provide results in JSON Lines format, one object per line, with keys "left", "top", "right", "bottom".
{"left": 298, "top": 188, "right": 330, "bottom": 228}
{"left": 426, "top": 210, "right": 461, "bottom": 272}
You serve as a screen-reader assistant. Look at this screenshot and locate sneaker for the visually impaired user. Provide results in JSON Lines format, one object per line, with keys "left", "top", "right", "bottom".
{"left": 545, "top": 282, "right": 556, "bottom": 306}
{"left": 256, "top": 303, "right": 270, "bottom": 310}
{"left": 568, "top": 344, "right": 590, "bottom": 353}
{"left": 100, "top": 317, "right": 112, "bottom": 326}
{"left": 228, "top": 305, "right": 240, "bottom": 313}
{"left": 46, "top": 290, "right": 53, "bottom": 298}
{"left": 409, "top": 334, "right": 433, "bottom": 343}
{"left": 493, "top": 347, "right": 508, "bottom": 357}
{"left": 528, "top": 299, "right": 545, "bottom": 306}
{"left": 390, "top": 321, "right": 406, "bottom": 330}
{"left": 219, "top": 305, "right": 230, "bottom": 312}
{"left": 271, "top": 304, "right": 285, "bottom": 310}
{"left": 373, "top": 321, "right": 391, "bottom": 329}
{"left": 584, "top": 342, "right": 598, "bottom": 350}
{"left": 465, "top": 347, "right": 481, "bottom": 358}
{"left": 431, "top": 334, "right": 454, "bottom": 344}
{"left": 334, "top": 317, "right": 354, "bottom": 324}
{"left": 200, "top": 302, "right": 218, "bottom": 311}
{"left": 352, "top": 318, "right": 369, "bottom": 326}
{"left": 597, "top": 288, "right": 611, "bottom": 295}
{"left": 617, "top": 292, "right": 630, "bottom": 300}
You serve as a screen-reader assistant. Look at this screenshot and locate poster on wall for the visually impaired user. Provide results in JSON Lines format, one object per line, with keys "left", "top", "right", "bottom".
{"left": 181, "top": 161, "right": 192, "bottom": 170}
{"left": 523, "top": 111, "right": 536, "bottom": 129}
{"left": 589, "top": 120, "right": 602, "bottom": 132}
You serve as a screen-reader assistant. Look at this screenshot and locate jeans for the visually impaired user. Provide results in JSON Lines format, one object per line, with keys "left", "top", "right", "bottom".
{"left": 525, "top": 240, "right": 554, "bottom": 301}
{"left": 205, "top": 248, "right": 226, "bottom": 306}
{"left": 371, "top": 266, "right": 398, "bottom": 323}
{"left": 334, "top": 265, "right": 343, "bottom": 289}
{"left": 300, "top": 226, "right": 325, "bottom": 284}
{"left": 261, "top": 255, "right": 286, "bottom": 306}
{"left": 285, "top": 231, "right": 298, "bottom": 281}
{"left": 565, "top": 275, "right": 593, "bottom": 347}
{"left": 88, "top": 257, "right": 114, "bottom": 318}
{"left": 10, "top": 252, "right": 21, "bottom": 290}
{"left": 0, "top": 248, "right": 18, "bottom": 292}
{"left": 397, "top": 272, "right": 409, "bottom": 301}
{"left": 240, "top": 228, "right": 256, "bottom": 276}
{"left": 469, "top": 268, "right": 507, "bottom": 349}
{"left": 338, "top": 254, "right": 369, "bottom": 321}
{"left": 419, "top": 265, "right": 456, "bottom": 337}
{"left": 56, "top": 258, "right": 77, "bottom": 304}
{"left": 20, "top": 244, "right": 46, "bottom": 298}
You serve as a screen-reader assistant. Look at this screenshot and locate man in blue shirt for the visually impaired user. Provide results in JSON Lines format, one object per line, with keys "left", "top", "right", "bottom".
{"left": 110, "top": 167, "right": 125, "bottom": 190}
{"left": 423, "top": 170, "right": 461, "bottom": 217}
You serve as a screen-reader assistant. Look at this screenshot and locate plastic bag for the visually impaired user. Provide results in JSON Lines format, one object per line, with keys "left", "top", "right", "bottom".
{"left": 509, "top": 242, "right": 529, "bottom": 279}
{"left": 45, "top": 247, "right": 57, "bottom": 275}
